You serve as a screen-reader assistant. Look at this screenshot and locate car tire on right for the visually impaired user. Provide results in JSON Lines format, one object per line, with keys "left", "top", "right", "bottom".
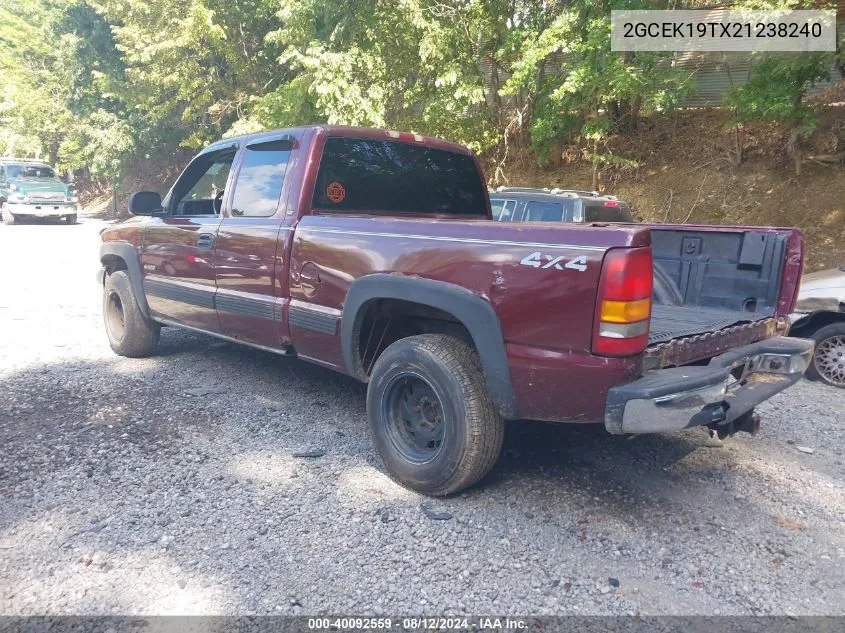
{"left": 805, "top": 322, "right": 845, "bottom": 388}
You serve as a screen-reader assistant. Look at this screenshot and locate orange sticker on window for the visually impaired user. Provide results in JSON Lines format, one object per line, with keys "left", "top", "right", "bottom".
{"left": 326, "top": 181, "right": 346, "bottom": 204}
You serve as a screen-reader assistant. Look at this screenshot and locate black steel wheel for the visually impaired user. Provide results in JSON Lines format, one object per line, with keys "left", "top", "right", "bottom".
{"left": 381, "top": 372, "right": 446, "bottom": 464}
{"left": 367, "top": 334, "right": 504, "bottom": 496}
{"left": 104, "top": 289, "right": 126, "bottom": 343}
{"left": 102, "top": 270, "right": 160, "bottom": 357}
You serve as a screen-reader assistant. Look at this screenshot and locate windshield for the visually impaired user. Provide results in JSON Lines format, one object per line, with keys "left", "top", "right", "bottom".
{"left": 6, "top": 164, "right": 57, "bottom": 179}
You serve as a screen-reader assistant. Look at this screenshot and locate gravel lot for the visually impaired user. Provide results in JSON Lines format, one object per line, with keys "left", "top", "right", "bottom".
{"left": 1, "top": 216, "right": 844, "bottom": 617}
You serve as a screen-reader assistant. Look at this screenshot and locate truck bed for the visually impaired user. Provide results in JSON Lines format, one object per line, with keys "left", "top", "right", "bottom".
{"left": 648, "top": 304, "right": 761, "bottom": 344}
{"left": 646, "top": 225, "right": 797, "bottom": 345}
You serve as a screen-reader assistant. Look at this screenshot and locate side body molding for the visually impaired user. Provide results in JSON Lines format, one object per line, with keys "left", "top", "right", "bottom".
{"left": 99, "top": 241, "right": 151, "bottom": 319}
{"left": 341, "top": 274, "right": 518, "bottom": 419}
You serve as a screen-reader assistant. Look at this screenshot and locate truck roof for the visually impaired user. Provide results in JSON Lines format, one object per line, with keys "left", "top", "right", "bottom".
{"left": 204, "top": 126, "right": 473, "bottom": 156}
{"left": 0, "top": 158, "right": 52, "bottom": 165}
{"left": 490, "top": 186, "right": 621, "bottom": 201}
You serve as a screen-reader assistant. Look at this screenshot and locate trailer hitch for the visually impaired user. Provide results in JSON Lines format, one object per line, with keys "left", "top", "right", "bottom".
{"left": 709, "top": 409, "right": 761, "bottom": 440}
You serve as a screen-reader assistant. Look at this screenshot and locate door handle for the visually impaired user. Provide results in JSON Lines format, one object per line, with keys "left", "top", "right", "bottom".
{"left": 197, "top": 233, "right": 215, "bottom": 251}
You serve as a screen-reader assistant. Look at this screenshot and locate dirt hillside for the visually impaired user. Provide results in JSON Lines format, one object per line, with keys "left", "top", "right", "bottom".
{"left": 492, "top": 106, "right": 845, "bottom": 271}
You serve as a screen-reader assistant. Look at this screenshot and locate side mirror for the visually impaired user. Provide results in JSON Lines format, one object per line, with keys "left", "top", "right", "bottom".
{"left": 128, "top": 191, "right": 163, "bottom": 216}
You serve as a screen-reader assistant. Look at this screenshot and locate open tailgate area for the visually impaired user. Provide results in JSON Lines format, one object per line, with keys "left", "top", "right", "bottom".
{"left": 644, "top": 225, "right": 802, "bottom": 363}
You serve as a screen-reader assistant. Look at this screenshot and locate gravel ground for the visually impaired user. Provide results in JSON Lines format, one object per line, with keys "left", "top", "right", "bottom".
{"left": 0, "top": 217, "right": 844, "bottom": 617}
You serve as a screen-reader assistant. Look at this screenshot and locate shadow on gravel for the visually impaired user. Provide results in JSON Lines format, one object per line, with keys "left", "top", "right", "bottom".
{"left": 1, "top": 332, "right": 844, "bottom": 614}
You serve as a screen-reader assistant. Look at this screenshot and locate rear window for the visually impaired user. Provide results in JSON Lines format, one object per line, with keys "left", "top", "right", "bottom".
{"left": 312, "top": 137, "right": 487, "bottom": 216}
{"left": 584, "top": 202, "right": 634, "bottom": 223}
{"left": 523, "top": 200, "right": 576, "bottom": 222}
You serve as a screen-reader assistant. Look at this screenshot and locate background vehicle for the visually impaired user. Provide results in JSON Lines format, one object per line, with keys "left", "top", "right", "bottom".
{"left": 789, "top": 266, "right": 845, "bottom": 388}
{"left": 489, "top": 187, "right": 634, "bottom": 224}
{"left": 98, "top": 126, "right": 812, "bottom": 496}
{"left": 0, "top": 159, "right": 79, "bottom": 224}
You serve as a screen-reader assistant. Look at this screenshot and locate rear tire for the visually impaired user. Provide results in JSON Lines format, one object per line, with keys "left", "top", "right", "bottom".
{"left": 65, "top": 213, "right": 77, "bottom": 225}
{"left": 103, "top": 270, "right": 160, "bottom": 357}
{"left": 805, "top": 322, "right": 845, "bottom": 388}
{"left": 367, "top": 334, "right": 504, "bottom": 496}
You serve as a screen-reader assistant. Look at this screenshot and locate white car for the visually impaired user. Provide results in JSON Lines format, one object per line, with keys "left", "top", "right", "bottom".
{"left": 789, "top": 266, "right": 845, "bottom": 388}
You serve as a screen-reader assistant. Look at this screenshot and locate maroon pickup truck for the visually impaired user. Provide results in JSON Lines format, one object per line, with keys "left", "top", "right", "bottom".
{"left": 98, "top": 126, "right": 814, "bottom": 495}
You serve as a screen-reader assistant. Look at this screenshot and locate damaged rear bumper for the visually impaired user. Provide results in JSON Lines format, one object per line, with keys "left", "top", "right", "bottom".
{"left": 605, "top": 336, "right": 814, "bottom": 435}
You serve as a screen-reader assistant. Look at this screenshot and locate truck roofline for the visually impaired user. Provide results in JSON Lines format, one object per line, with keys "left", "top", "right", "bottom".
{"left": 202, "top": 125, "right": 474, "bottom": 157}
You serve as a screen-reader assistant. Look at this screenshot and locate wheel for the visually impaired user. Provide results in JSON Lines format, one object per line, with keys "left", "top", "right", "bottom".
{"left": 2, "top": 207, "right": 15, "bottom": 225}
{"left": 65, "top": 213, "right": 77, "bottom": 225}
{"left": 103, "top": 270, "right": 160, "bottom": 357}
{"left": 367, "top": 334, "right": 504, "bottom": 496}
{"left": 805, "top": 322, "right": 845, "bottom": 388}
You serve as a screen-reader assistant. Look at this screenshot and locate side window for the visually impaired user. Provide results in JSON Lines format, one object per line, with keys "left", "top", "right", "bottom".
{"left": 0, "top": 167, "right": 5, "bottom": 183}
{"left": 171, "top": 150, "right": 236, "bottom": 217}
{"left": 490, "top": 199, "right": 517, "bottom": 221}
{"left": 230, "top": 140, "right": 292, "bottom": 217}
{"left": 524, "top": 201, "right": 564, "bottom": 222}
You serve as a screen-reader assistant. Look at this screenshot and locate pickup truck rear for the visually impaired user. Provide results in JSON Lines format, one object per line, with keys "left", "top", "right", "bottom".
{"left": 97, "top": 126, "right": 813, "bottom": 495}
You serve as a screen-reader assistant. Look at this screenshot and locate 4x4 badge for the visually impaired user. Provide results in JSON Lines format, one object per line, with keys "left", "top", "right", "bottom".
{"left": 520, "top": 252, "right": 588, "bottom": 272}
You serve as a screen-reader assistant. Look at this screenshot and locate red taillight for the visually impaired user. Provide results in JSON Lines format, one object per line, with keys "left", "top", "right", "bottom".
{"left": 604, "top": 200, "right": 620, "bottom": 207}
{"left": 592, "top": 247, "right": 653, "bottom": 357}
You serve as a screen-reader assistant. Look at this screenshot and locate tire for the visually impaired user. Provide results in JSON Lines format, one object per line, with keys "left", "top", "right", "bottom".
{"left": 103, "top": 270, "right": 160, "bottom": 357}
{"left": 65, "top": 213, "right": 77, "bottom": 225}
{"left": 367, "top": 334, "right": 504, "bottom": 496}
{"left": 2, "top": 207, "right": 15, "bottom": 225}
{"left": 805, "top": 322, "right": 845, "bottom": 388}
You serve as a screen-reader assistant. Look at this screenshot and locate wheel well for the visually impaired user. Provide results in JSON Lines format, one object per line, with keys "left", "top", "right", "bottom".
{"left": 790, "top": 311, "right": 845, "bottom": 338}
{"left": 354, "top": 298, "right": 474, "bottom": 377}
{"left": 101, "top": 254, "right": 128, "bottom": 276}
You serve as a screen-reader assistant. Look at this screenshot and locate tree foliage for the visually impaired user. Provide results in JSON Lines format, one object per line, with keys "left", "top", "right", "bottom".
{"left": 0, "top": 0, "right": 841, "bottom": 185}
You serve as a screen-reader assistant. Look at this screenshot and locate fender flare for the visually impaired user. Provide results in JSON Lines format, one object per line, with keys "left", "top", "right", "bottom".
{"left": 99, "top": 241, "right": 151, "bottom": 319}
{"left": 341, "top": 274, "right": 518, "bottom": 419}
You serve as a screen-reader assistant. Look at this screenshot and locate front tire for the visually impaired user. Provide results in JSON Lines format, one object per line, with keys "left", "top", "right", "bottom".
{"left": 103, "top": 270, "right": 160, "bottom": 357}
{"left": 2, "top": 207, "right": 15, "bottom": 225}
{"left": 805, "top": 322, "right": 845, "bottom": 388}
{"left": 65, "top": 213, "right": 77, "bottom": 225}
{"left": 367, "top": 334, "right": 504, "bottom": 496}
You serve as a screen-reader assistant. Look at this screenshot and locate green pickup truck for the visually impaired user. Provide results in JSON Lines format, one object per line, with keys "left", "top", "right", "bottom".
{"left": 0, "top": 159, "right": 79, "bottom": 225}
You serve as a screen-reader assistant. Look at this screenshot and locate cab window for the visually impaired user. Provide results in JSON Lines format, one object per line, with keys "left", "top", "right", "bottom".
{"left": 171, "top": 150, "right": 236, "bottom": 216}
{"left": 230, "top": 140, "right": 292, "bottom": 217}
{"left": 313, "top": 137, "right": 487, "bottom": 216}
